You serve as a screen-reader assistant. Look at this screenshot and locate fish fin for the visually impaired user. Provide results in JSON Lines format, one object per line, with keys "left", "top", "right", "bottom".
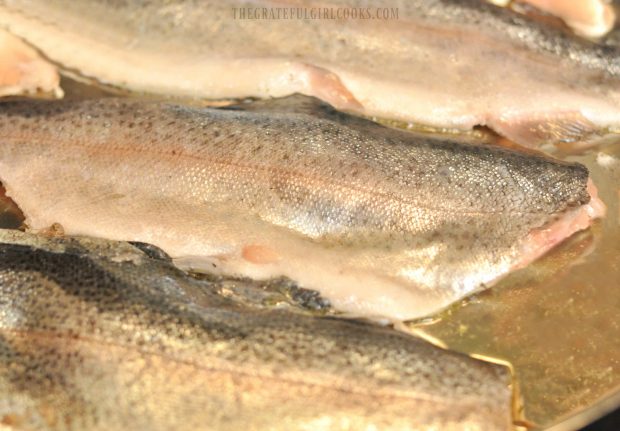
{"left": 300, "top": 63, "right": 363, "bottom": 111}
{"left": 489, "top": 111, "right": 600, "bottom": 148}
{"left": 0, "top": 28, "right": 63, "bottom": 98}
{"left": 222, "top": 63, "right": 361, "bottom": 115}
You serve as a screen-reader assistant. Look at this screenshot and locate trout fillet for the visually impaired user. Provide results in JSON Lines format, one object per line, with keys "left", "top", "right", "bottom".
{"left": 0, "top": 229, "right": 514, "bottom": 431}
{"left": 0, "top": 96, "right": 606, "bottom": 321}
{"left": 1, "top": 0, "right": 620, "bottom": 146}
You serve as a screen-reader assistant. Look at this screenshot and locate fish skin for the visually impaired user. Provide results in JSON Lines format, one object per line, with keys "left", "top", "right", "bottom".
{"left": 1, "top": 0, "right": 620, "bottom": 146}
{"left": 0, "top": 96, "right": 603, "bottom": 320}
{"left": 0, "top": 229, "right": 514, "bottom": 431}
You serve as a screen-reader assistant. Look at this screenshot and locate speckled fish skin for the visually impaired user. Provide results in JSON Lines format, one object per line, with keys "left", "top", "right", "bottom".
{"left": 0, "top": 96, "right": 602, "bottom": 320}
{"left": 1, "top": 0, "right": 620, "bottom": 146}
{"left": 0, "top": 229, "right": 514, "bottom": 431}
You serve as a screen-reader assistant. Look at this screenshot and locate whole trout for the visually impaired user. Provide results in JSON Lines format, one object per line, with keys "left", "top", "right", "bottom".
{"left": 0, "top": 96, "right": 605, "bottom": 320}
{"left": 0, "top": 229, "right": 514, "bottom": 431}
{"left": 1, "top": 0, "right": 620, "bottom": 146}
